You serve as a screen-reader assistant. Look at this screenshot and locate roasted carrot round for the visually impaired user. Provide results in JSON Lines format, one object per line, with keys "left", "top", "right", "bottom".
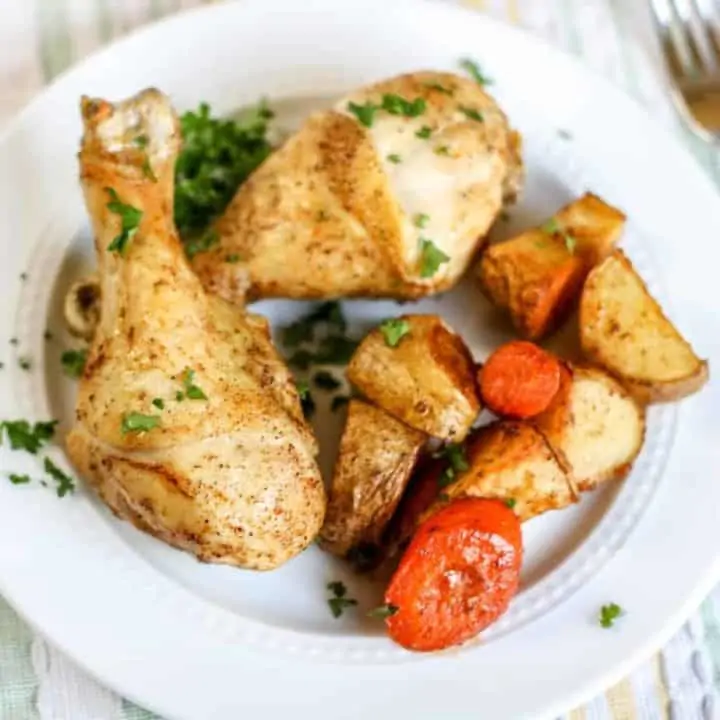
{"left": 479, "top": 341, "right": 561, "bottom": 418}
{"left": 384, "top": 498, "right": 522, "bottom": 652}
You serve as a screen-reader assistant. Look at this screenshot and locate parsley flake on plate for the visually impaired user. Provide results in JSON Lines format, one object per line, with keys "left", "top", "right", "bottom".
{"left": 419, "top": 238, "right": 450, "bottom": 278}
{"left": 434, "top": 145, "right": 451, "bottom": 156}
{"left": 8, "top": 473, "right": 31, "bottom": 485}
{"left": 379, "top": 318, "right": 411, "bottom": 348}
{"left": 182, "top": 368, "right": 208, "bottom": 400}
{"left": 152, "top": 398, "right": 165, "bottom": 410}
{"left": 1, "top": 419, "right": 57, "bottom": 454}
{"left": 225, "top": 253, "right": 242, "bottom": 263}
{"left": 415, "top": 125, "right": 432, "bottom": 139}
{"left": 347, "top": 101, "right": 379, "bottom": 128}
{"left": 459, "top": 57, "right": 493, "bottom": 86}
{"left": 43, "top": 457, "right": 75, "bottom": 497}
{"left": 599, "top": 603, "right": 623, "bottom": 628}
{"left": 105, "top": 188, "right": 143, "bottom": 255}
{"left": 121, "top": 412, "right": 160, "bottom": 435}
{"left": 541, "top": 217, "right": 577, "bottom": 254}
{"left": 282, "top": 301, "right": 346, "bottom": 347}
{"left": 327, "top": 581, "right": 358, "bottom": 619}
{"left": 505, "top": 498, "right": 517, "bottom": 509}
{"left": 387, "top": 153, "right": 402, "bottom": 164}
{"left": 18, "top": 357, "right": 31, "bottom": 371}
{"left": 61, "top": 349, "right": 87, "bottom": 379}
{"left": 367, "top": 603, "right": 399, "bottom": 619}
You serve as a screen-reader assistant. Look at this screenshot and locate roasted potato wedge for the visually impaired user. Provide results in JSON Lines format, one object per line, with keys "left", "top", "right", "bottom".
{"left": 318, "top": 399, "right": 426, "bottom": 559}
{"left": 400, "top": 422, "right": 577, "bottom": 531}
{"left": 533, "top": 365, "right": 645, "bottom": 491}
{"left": 478, "top": 192, "right": 625, "bottom": 340}
{"left": 346, "top": 314, "right": 481, "bottom": 441}
{"left": 580, "top": 250, "right": 709, "bottom": 403}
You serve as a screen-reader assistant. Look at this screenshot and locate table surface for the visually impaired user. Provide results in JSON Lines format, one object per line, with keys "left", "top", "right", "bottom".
{"left": 1, "top": 1, "right": 719, "bottom": 718}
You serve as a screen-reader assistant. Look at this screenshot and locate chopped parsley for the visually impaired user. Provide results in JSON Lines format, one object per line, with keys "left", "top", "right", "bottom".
{"left": 175, "top": 391, "right": 185, "bottom": 402}
{"left": 459, "top": 57, "right": 493, "bottom": 86}
{"left": 347, "top": 101, "right": 379, "bottom": 128}
{"left": 152, "top": 398, "right": 165, "bottom": 410}
{"left": 331, "top": 395, "right": 349, "bottom": 412}
{"left": 105, "top": 188, "right": 143, "bottom": 255}
{"left": 182, "top": 368, "right": 208, "bottom": 400}
{"left": 297, "top": 380, "right": 316, "bottom": 418}
{"left": 435, "top": 442, "right": 469, "bottom": 488}
{"left": 599, "top": 603, "right": 623, "bottom": 628}
{"left": 313, "top": 371, "right": 341, "bottom": 391}
{"left": 1, "top": 420, "right": 57, "bottom": 454}
{"left": 282, "top": 302, "right": 346, "bottom": 347}
{"left": 8, "top": 474, "right": 31, "bottom": 485}
{"left": 415, "top": 125, "right": 433, "bottom": 139}
{"left": 424, "top": 82, "right": 453, "bottom": 95}
{"left": 184, "top": 229, "right": 219, "bottom": 260}
{"left": 327, "top": 581, "right": 358, "bottom": 618}
{"left": 43, "top": 457, "right": 75, "bottom": 497}
{"left": 225, "top": 253, "right": 242, "bottom": 263}
{"left": 18, "top": 357, "right": 31, "bottom": 371}
{"left": 541, "top": 217, "right": 577, "bottom": 254}
{"left": 133, "top": 134, "right": 149, "bottom": 148}
{"left": 419, "top": 238, "right": 450, "bottom": 278}
{"left": 414, "top": 213, "right": 430, "bottom": 229}
{"left": 434, "top": 145, "right": 451, "bottom": 156}
{"left": 175, "top": 101, "right": 273, "bottom": 243}
{"left": 379, "top": 318, "right": 411, "bottom": 348}
{"left": 460, "top": 106, "right": 484, "bottom": 123}
{"left": 367, "top": 603, "right": 399, "bottom": 619}
{"left": 381, "top": 94, "right": 426, "bottom": 117}
{"left": 505, "top": 498, "right": 517, "bottom": 509}
{"left": 121, "top": 412, "right": 160, "bottom": 435}
{"left": 61, "top": 349, "right": 87, "bottom": 379}
{"left": 387, "top": 153, "right": 402, "bottom": 164}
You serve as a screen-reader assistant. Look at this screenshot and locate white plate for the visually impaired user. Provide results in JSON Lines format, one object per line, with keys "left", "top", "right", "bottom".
{"left": 0, "top": 1, "right": 719, "bottom": 718}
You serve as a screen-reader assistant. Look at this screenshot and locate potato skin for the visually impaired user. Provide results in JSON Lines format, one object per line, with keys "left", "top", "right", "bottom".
{"left": 318, "top": 400, "right": 426, "bottom": 559}
{"left": 346, "top": 314, "right": 481, "bottom": 441}
{"left": 478, "top": 192, "right": 625, "bottom": 340}
{"left": 580, "top": 250, "right": 709, "bottom": 404}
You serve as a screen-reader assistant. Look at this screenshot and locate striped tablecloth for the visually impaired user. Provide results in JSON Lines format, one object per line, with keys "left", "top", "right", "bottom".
{"left": 1, "top": 1, "right": 719, "bottom": 718}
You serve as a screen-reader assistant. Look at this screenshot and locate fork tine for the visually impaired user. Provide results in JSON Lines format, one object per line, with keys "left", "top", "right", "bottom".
{"left": 676, "top": 0, "right": 720, "bottom": 72}
{"left": 691, "top": 0, "right": 720, "bottom": 64}
{"left": 651, "top": 0, "right": 698, "bottom": 78}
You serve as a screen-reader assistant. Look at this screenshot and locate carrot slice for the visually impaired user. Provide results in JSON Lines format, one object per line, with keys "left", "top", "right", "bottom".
{"left": 479, "top": 341, "right": 561, "bottom": 418}
{"left": 384, "top": 497, "right": 522, "bottom": 652}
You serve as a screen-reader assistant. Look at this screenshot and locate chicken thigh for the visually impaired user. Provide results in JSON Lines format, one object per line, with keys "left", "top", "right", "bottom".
{"left": 192, "top": 71, "right": 523, "bottom": 302}
{"left": 66, "top": 89, "right": 325, "bottom": 570}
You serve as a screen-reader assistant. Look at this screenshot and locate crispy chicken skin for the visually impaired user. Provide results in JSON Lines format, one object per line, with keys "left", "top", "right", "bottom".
{"left": 192, "top": 71, "right": 523, "bottom": 302}
{"left": 66, "top": 89, "right": 325, "bottom": 570}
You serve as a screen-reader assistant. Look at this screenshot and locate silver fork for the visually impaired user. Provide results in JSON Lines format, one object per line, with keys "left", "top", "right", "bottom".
{"left": 650, "top": 0, "right": 720, "bottom": 141}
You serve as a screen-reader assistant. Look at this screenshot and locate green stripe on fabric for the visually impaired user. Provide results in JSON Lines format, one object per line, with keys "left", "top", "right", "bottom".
{"left": 95, "top": 0, "right": 114, "bottom": 44}
{"left": 0, "top": 598, "right": 40, "bottom": 720}
{"left": 122, "top": 698, "right": 158, "bottom": 720}
{"left": 701, "top": 600, "right": 720, "bottom": 684}
{"left": 558, "top": 0, "right": 582, "bottom": 57}
{"left": 35, "top": 0, "right": 73, "bottom": 82}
